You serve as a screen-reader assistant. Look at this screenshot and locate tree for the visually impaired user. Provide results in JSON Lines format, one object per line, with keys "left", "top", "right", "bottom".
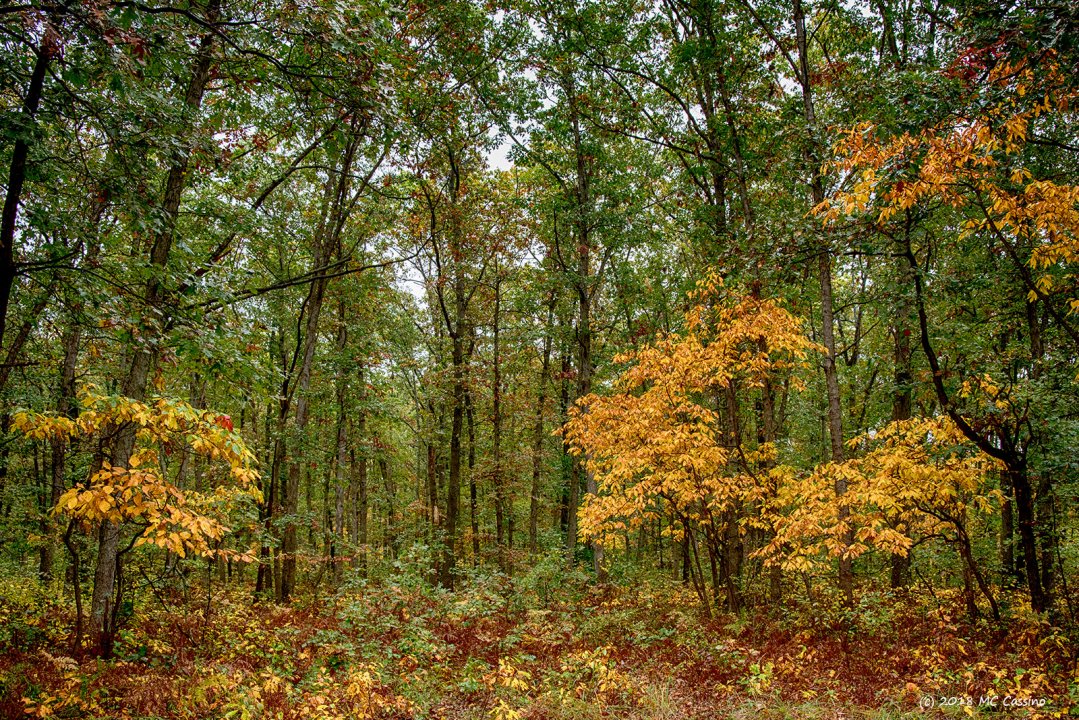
{"left": 564, "top": 273, "right": 818, "bottom": 611}
{"left": 816, "top": 49, "right": 1079, "bottom": 612}
{"left": 14, "top": 388, "right": 260, "bottom": 655}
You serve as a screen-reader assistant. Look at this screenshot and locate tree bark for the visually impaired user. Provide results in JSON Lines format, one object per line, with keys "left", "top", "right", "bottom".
{"left": 492, "top": 276, "right": 507, "bottom": 573}
{"left": 280, "top": 129, "right": 361, "bottom": 602}
{"left": 793, "top": 0, "right": 851, "bottom": 607}
{"left": 90, "top": 9, "right": 218, "bottom": 652}
{"left": 566, "top": 81, "right": 606, "bottom": 581}
{"left": 0, "top": 26, "right": 56, "bottom": 356}
{"left": 890, "top": 253, "right": 913, "bottom": 588}
{"left": 529, "top": 296, "right": 555, "bottom": 555}
{"left": 466, "top": 390, "right": 479, "bottom": 564}
{"left": 41, "top": 322, "right": 79, "bottom": 581}
{"left": 354, "top": 366, "right": 369, "bottom": 577}
{"left": 332, "top": 302, "right": 349, "bottom": 582}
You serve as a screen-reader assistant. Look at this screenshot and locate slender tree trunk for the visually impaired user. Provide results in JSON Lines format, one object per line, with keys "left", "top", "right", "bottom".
{"left": 1027, "top": 300, "right": 1055, "bottom": 595}
{"left": 0, "top": 26, "right": 56, "bottom": 357}
{"left": 258, "top": 339, "right": 288, "bottom": 597}
{"left": 904, "top": 234, "right": 1046, "bottom": 612}
{"left": 529, "top": 297, "right": 555, "bottom": 555}
{"left": 491, "top": 277, "right": 507, "bottom": 572}
{"left": 794, "top": 0, "right": 851, "bottom": 607}
{"left": 756, "top": 358, "right": 782, "bottom": 603}
{"left": 281, "top": 129, "right": 361, "bottom": 602}
{"left": 561, "top": 78, "right": 606, "bottom": 580}
{"left": 354, "top": 367, "right": 369, "bottom": 577}
{"left": 956, "top": 523, "right": 1000, "bottom": 620}
{"left": 281, "top": 271, "right": 329, "bottom": 601}
{"left": 41, "top": 323, "right": 79, "bottom": 581}
{"left": 381, "top": 453, "right": 396, "bottom": 560}
{"left": 436, "top": 149, "right": 470, "bottom": 590}
{"left": 890, "top": 268, "right": 913, "bottom": 588}
{"left": 558, "top": 342, "right": 574, "bottom": 553}
{"left": 466, "top": 391, "right": 479, "bottom": 564}
{"left": 332, "top": 303, "right": 349, "bottom": 582}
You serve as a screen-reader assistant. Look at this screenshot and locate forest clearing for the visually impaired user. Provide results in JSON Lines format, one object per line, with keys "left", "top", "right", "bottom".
{"left": 1, "top": 0, "right": 1077, "bottom": 717}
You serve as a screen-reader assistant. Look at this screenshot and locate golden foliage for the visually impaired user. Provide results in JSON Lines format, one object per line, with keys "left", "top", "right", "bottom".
{"left": 562, "top": 273, "right": 819, "bottom": 546}
{"left": 816, "top": 54, "right": 1079, "bottom": 305}
{"left": 13, "top": 388, "right": 261, "bottom": 560}
{"left": 761, "top": 417, "right": 1002, "bottom": 571}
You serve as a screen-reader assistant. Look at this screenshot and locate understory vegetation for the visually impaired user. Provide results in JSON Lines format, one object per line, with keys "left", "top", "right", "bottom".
{"left": 2, "top": 562, "right": 1076, "bottom": 719}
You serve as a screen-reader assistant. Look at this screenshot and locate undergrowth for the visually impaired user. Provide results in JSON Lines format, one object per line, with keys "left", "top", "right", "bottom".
{"left": 1, "top": 559, "right": 1076, "bottom": 719}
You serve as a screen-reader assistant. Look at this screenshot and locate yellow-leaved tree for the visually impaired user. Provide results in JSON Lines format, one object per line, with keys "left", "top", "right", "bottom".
{"left": 816, "top": 53, "right": 1079, "bottom": 314}
{"left": 14, "top": 387, "right": 261, "bottom": 650}
{"left": 761, "top": 417, "right": 1003, "bottom": 618}
{"left": 813, "top": 50, "right": 1075, "bottom": 613}
{"left": 562, "top": 274, "right": 819, "bottom": 613}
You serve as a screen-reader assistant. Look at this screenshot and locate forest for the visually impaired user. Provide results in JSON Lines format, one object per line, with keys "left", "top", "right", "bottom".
{"left": 0, "top": 0, "right": 1077, "bottom": 717}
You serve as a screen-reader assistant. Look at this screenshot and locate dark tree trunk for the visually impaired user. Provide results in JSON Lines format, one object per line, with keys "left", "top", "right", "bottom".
{"left": 558, "top": 342, "right": 573, "bottom": 551}
{"left": 466, "top": 391, "right": 479, "bottom": 565}
{"left": 354, "top": 368, "right": 369, "bottom": 577}
{"left": 332, "top": 304, "right": 349, "bottom": 582}
{"left": 41, "top": 322, "right": 79, "bottom": 581}
{"left": 491, "top": 277, "right": 507, "bottom": 573}
{"left": 0, "top": 27, "right": 55, "bottom": 357}
{"left": 890, "top": 276, "right": 913, "bottom": 588}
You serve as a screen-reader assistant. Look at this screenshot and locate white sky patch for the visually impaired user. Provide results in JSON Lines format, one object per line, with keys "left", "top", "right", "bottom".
{"left": 486, "top": 138, "right": 514, "bottom": 170}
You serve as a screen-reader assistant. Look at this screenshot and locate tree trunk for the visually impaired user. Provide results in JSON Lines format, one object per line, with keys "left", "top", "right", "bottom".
{"left": 381, "top": 454, "right": 396, "bottom": 560}
{"left": 332, "top": 303, "right": 349, "bottom": 582}
{"left": 560, "top": 76, "right": 606, "bottom": 581}
{"left": 466, "top": 391, "right": 479, "bottom": 564}
{"left": 492, "top": 277, "right": 507, "bottom": 573}
{"left": 1027, "top": 300, "right": 1056, "bottom": 595}
{"left": 41, "top": 322, "right": 79, "bottom": 581}
{"left": 281, "top": 269, "right": 329, "bottom": 602}
{"left": 890, "top": 275, "right": 913, "bottom": 588}
{"left": 529, "top": 297, "right": 555, "bottom": 555}
{"left": 90, "top": 10, "right": 218, "bottom": 652}
{"left": 1011, "top": 466, "right": 1047, "bottom": 612}
{"left": 904, "top": 233, "right": 1046, "bottom": 612}
{"left": 0, "top": 26, "right": 56, "bottom": 357}
{"left": 559, "top": 342, "right": 574, "bottom": 554}
{"left": 793, "top": 0, "right": 851, "bottom": 607}
{"left": 354, "top": 367, "right": 369, "bottom": 577}
{"left": 281, "top": 128, "right": 362, "bottom": 602}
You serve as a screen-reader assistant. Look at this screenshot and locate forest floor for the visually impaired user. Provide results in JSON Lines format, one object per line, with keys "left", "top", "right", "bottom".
{"left": 1, "top": 561, "right": 1076, "bottom": 720}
